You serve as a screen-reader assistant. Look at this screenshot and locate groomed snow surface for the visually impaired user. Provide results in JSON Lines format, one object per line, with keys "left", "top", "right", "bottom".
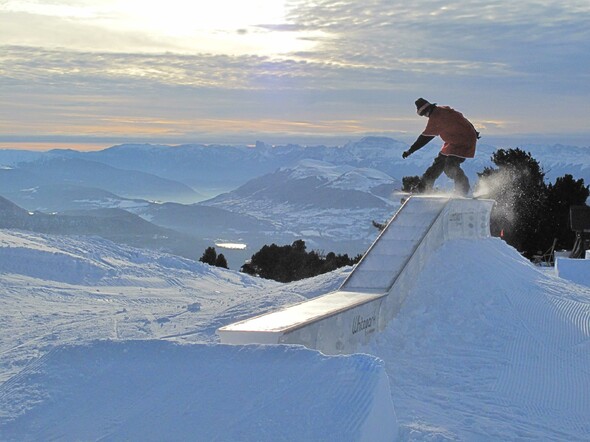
{"left": 1, "top": 229, "right": 590, "bottom": 440}
{"left": 0, "top": 342, "right": 395, "bottom": 441}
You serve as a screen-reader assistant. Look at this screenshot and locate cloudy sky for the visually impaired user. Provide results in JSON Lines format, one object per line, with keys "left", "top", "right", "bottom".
{"left": 1, "top": 0, "right": 589, "bottom": 150}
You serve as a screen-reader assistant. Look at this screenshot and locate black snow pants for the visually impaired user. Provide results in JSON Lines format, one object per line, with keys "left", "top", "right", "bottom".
{"left": 419, "top": 152, "right": 470, "bottom": 195}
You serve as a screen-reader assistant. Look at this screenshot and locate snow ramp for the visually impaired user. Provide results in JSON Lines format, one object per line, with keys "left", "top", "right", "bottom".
{"left": 218, "top": 196, "right": 494, "bottom": 354}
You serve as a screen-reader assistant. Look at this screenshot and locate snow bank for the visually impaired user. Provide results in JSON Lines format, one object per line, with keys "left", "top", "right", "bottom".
{"left": 0, "top": 340, "right": 397, "bottom": 441}
{"left": 365, "top": 238, "right": 590, "bottom": 440}
{"left": 555, "top": 256, "right": 590, "bottom": 287}
{"left": 0, "top": 230, "right": 110, "bottom": 283}
{"left": 0, "top": 229, "right": 270, "bottom": 288}
{"left": 3, "top": 228, "right": 590, "bottom": 440}
{"left": 0, "top": 246, "right": 111, "bottom": 284}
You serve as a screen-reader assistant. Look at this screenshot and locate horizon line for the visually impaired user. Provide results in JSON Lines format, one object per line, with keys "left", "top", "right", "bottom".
{"left": 1, "top": 132, "right": 589, "bottom": 152}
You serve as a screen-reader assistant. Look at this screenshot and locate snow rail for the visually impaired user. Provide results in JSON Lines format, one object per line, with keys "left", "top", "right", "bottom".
{"left": 218, "top": 196, "right": 494, "bottom": 354}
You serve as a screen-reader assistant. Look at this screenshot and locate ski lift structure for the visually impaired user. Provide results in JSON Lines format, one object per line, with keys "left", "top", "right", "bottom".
{"left": 570, "top": 205, "right": 590, "bottom": 259}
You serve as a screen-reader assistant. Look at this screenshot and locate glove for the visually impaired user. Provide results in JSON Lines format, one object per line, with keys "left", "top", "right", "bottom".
{"left": 402, "top": 150, "right": 410, "bottom": 159}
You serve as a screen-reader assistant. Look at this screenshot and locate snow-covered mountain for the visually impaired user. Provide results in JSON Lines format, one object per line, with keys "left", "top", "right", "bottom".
{"left": 200, "top": 159, "right": 402, "bottom": 257}
{"left": 120, "top": 161, "right": 400, "bottom": 268}
{"left": 281, "top": 159, "right": 400, "bottom": 193}
{"left": 220, "top": 159, "right": 399, "bottom": 209}
{"left": 3, "top": 137, "right": 587, "bottom": 198}
{"left": 0, "top": 196, "right": 208, "bottom": 261}
{"left": 1, "top": 229, "right": 589, "bottom": 440}
{"left": 0, "top": 156, "right": 202, "bottom": 209}
{"left": 1, "top": 137, "right": 589, "bottom": 269}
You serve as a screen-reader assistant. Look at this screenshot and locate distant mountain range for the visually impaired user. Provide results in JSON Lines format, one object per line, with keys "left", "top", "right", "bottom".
{"left": 0, "top": 196, "right": 207, "bottom": 262}
{"left": 2, "top": 137, "right": 588, "bottom": 196}
{"left": 0, "top": 156, "right": 201, "bottom": 209}
{"left": 1, "top": 137, "right": 588, "bottom": 268}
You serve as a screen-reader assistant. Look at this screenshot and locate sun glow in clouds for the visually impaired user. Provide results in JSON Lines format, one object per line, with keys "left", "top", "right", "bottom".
{"left": 112, "top": 0, "right": 310, "bottom": 55}
{"left": 118, "top": 0, "right": 286, "bottom": 34}
{"left": 1, "top": 0, "right": 315, "bottom": 55}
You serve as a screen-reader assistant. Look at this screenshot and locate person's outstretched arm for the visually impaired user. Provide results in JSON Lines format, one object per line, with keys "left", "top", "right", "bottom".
{"left": 402, "top": 134, "right": 435, "bottom": 158}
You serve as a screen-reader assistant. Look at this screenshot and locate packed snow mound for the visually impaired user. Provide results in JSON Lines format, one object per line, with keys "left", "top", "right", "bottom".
{"left": 0, "top": 340, "right": 397, "bottom": 442}
{"left": 365, "top": 237, "right": 590, "bottom": 440}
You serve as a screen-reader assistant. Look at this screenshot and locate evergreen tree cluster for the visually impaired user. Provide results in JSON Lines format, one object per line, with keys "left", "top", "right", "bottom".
{"left": 198, "top": 246, "right": 228, "bottom": 269}
{"left": 476, "top": 148, "right": 589, "bottom": 258}
{"left": 240, "top": 239, "right": 362, "bottom": 283}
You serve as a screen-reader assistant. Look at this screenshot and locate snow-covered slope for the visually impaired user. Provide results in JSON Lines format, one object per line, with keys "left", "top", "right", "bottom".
{"left": 365, "top": 238, "right": 590, "bottom": 440}
{"left": 1, "top": 229, "right": 590, "bottom": 440}
{"left": 0, "top": 196, "right": 209, "bottom": 262}
{"left": 0, "top": 341, "right": 396, "bottom": 442}
{"left": 555, "top": 256, "right": 590, "bottom": 287}
{"left": 0, "top": 229, "right": 349, "bottom": 383}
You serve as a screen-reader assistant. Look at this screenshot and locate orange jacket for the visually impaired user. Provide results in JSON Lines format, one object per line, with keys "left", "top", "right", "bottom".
{"left": 422, "top": 106, "right": 478, "bottom": 158}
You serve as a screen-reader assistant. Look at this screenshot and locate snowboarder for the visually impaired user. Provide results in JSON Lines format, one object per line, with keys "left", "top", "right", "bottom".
{"left": 402, "top": 98, "right": 480, "bottom": 196}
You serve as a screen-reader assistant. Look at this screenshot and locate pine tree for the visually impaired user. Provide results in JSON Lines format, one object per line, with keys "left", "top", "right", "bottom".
{"left": 241, "top": 240, "right": 362, "bottom": 282}
{"left": 215, "top": 253, "right": 229, "bottom": 269}
{"left": 199, "top": 246, "right": 217, "bottom": 266}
